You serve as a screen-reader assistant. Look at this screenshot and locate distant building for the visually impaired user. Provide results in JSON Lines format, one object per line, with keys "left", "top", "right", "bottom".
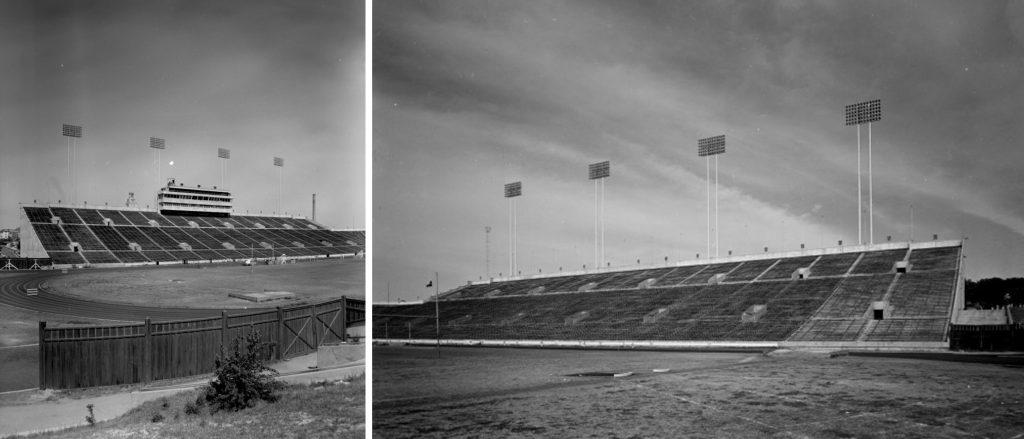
{"left": 0, "top": 229, "right": 16, "bottom": 241}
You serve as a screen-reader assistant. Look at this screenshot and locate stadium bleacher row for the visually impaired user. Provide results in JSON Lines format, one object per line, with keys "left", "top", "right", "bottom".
{"left": 22, "top": 206, "right": 365, "bottom": 266}
{"left": 374, "top": 244, "right": 961, "bottom": 344}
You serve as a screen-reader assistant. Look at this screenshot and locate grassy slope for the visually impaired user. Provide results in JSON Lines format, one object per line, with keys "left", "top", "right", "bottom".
{"left": 29, "top": 378, "right": 364, "bottom": 439}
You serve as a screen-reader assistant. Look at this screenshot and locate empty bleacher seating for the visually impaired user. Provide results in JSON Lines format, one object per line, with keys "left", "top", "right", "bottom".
{"left": 19, "top": 206, "right": 360, "bottom": 266}
{"left": 74, "top": 209, "right": 108, "bottom": 225}
{"left": 61, "top": 224, "right": 107, "bottom": 250}
{"left": 378, "top": 243, "right": 960, "bottom": 346}
{"left": 908, "top": 246, "right": 959, "bottom": 271}
{"left": 850, "top": 249, "right": 907, "bottom": 274}
{"left": 809, "top": 253, "right": 859, "bottom": 276}
{"left": 24, "top": 207, "right": 54, "bottom": 223}
{"left": 49, "top": 207, "right": 84, "bottom": 224}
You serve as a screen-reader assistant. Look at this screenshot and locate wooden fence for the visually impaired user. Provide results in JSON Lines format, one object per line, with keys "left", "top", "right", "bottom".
{"left": 38, "top": 296, "right": 364, "bottom": 389}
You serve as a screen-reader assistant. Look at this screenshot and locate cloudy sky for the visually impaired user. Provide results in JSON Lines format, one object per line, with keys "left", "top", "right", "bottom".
{"left": 374, "top": 0, "right": 1024, "bottom": 302}
{"left": 0, "top": 0, "right": 364, "bottom": 230}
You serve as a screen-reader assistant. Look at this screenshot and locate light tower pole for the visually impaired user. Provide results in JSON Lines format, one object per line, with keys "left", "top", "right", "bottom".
{"left": 844, "top": 99, "right": 882, "bottom": 245}
{"left": 504, "top": 181, "right": 522, "bottom": 277}
{"left": 273, "top": 157, "right": 284, "bottom": 214}
{"left": 698, "top": 135, "right": 726, "bottom": 258}
{"left": 149, "top": 137, "right": 166, "bottom": 207}
{"left": 484, "top": 226, "right": 491, "bottom": 279}
{"left": 588, "top": 161, "right": 610, "bottom": 268}
{"left": 218, "top": 148, "right": 230, "bottom": 188}
{"left": 61, "top": 124, "right": 83, "bottom": 204}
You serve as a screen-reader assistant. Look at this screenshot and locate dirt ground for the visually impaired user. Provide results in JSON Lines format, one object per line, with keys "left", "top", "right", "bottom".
{"left": 373, "top": 345, "right": 1024, "bottom": 438}
{"left": 44, "top": 258, "right": 364, "bottom": 308}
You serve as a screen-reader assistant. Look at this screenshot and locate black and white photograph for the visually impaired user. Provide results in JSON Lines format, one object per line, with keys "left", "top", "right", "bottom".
{"left": 0, "top": 0, "right": 365, "bottom": 437}
{"left": 372, "top": 1, "right": 1024, "bottom": 437}
{"left": 5, "top": 0, "right": 1024, "bottom": 437}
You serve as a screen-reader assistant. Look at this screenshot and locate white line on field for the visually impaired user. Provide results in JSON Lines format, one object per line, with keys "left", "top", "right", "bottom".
{"left": 0, "top": 343, "right": 37, "bottom": 349}
{"left": 631, "top": 382, "right": 780, "bottom": 431}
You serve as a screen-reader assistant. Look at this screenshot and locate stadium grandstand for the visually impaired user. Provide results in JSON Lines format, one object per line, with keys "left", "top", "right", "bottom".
{"left": 374, "top": 240, "right": 965, "bottom": 350}
{"left": 11, "top": 180, "right": 364, "bottom": 268}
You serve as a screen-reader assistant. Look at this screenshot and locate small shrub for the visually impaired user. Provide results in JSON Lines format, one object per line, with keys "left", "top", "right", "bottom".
{"left": 203, "top": 329, "right": 281, "bottom": 412}
{"left": 85, "top": 404, "right": 96, "bottom": 426}
{"left": 151, "top": 412, "right": 164, "bottom": 423}
{"left": 184, "top": 401, "right": 200, "bottom": 415}
{"left": 161, "top": 398, "right": 169, "bottom": 408}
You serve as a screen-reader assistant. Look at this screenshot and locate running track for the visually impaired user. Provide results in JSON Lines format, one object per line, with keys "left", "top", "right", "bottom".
{"left": 0, "top": 271, "right": 270, "bottom": 322}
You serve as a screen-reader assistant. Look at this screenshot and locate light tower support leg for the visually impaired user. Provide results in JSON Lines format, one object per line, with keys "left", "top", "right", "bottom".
{"left": 600, "top": 177, "right": 605, "bottom": 267}
{"left": 714, "top": 154, "right": 719, "bottom": 258}
{"left": 594, "top": 179, "right": 599, "bottom": 269}
{"left": 868, "top": 122, "right": 873, "bottom": 245}
{"left": 508, "top": 197, "right": 513, "bottom": 276}
{"left": 66, "top": 137, "right": 71, "bottom": 203}
{"left": 857, "top": 125, "right": 862, "bottom": 245}
{"left": 72, "top": 138, "right": 77, "bottom": 205}
{"left": 513, "top": 198, "right": 518, "bottom": 276}
{"left": 706, "top": 156, "right": 710, "bottom": 258}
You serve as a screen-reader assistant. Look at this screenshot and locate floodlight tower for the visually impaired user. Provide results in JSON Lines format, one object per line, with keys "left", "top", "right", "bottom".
{"left": 504, "top": 181, "right": 522, "bottom": 276}
{"left": 698, "top": 135, "right": 726, "bottom": 258}
{"left": 218, "top": 148, "right": 231, "bottom": 188}
{"left": 484, "top": 226, "right": 491, "bottom": 279}
{"left": 844, "top": 99, "right": 882, "bottom": 244}
{"left": 273, "top": 157, "right": 284, "bottom": 214}
{"left": 588, "top": 161, "right": 610, "bottom": 268}
{"left": 61, "top": 124, "right": 83, "bottom": 204}
{"left": 149, "top": 137, "right": 165, "bottom": 205}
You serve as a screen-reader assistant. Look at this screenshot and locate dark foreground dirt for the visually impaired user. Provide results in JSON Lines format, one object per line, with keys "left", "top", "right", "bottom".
{"left": 373, "top": 345, "right": 1024, "bottom": 438}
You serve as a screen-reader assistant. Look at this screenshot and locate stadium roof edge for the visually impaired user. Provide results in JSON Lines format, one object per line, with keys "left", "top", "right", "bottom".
{"left": 468, "top": 239, "right": 962, "bottom": 286}
{"left": 17, "top": 202, "right": 313, "bottom": 219}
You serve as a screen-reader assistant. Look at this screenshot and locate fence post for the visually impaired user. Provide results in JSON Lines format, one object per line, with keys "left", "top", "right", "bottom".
{"left": 221, "top": 310, "right": 228, "bottom": 350}
{"left": 340, "top": 296, "right": 347, "bottom": 342}
{"left": 143, "top": 318, "right": 152, "bottom": 384}
{"left": 311, "top": 303, "right": 319, "bottom": 349}
{"left": 276, "top": 306, "right": 283, "bottom": 360}
{"left": 38, "top": 321, "right": 46, "bottom": 389}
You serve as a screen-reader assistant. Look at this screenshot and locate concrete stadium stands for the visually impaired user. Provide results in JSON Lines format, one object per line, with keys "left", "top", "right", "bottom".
{"left": 375, "top": 241, "right": 962, "bottom": 349}
{"left": 18, "top": 205, "right": 364, "bottom": 267}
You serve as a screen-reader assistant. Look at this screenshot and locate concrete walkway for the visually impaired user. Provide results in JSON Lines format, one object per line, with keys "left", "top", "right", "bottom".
{"left": 0, "top": 351, "right": 364, "bottom": 438}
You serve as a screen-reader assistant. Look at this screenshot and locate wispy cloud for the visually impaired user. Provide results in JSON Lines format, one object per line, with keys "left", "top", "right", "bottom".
{"left": 375, "top": 0, "right": 1024, "bottom": 299}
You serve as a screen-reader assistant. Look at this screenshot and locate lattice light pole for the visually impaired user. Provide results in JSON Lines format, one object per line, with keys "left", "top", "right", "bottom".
{"left": 588, "top": 161, "right": 610, "bottom": 268}
{"left": 149, "top": 135, "right": 164, "bottom": 205}
{"left": 61, "top": 124, "right": 83, "bottom": 204}
{"left": 504, "top": 181, "right": 522, "bottom": 277}
{"left": 844, "top": 99, "right": 882, "bottom": 245}
{"left": 698, "top": 135, "right": 725, "bottom": 258}
{"left": 274, "top": 156, "right": 284, "bottom": 214}
{"left": 218, "top": 148, "right": 231, "bottom": 188}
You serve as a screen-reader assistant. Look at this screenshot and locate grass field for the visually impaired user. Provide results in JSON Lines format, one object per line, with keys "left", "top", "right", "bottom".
{"left": 25, "top": 377, "right": 364, "bottom": 439}
{"left": 0, "top": 258, "right": 363, "bottom": 392}
{"left": 373, "top": 345, "right": 1024, "bottom": 438}
{"left": 45, "top": 257, "right": 364, "bottom": 308}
